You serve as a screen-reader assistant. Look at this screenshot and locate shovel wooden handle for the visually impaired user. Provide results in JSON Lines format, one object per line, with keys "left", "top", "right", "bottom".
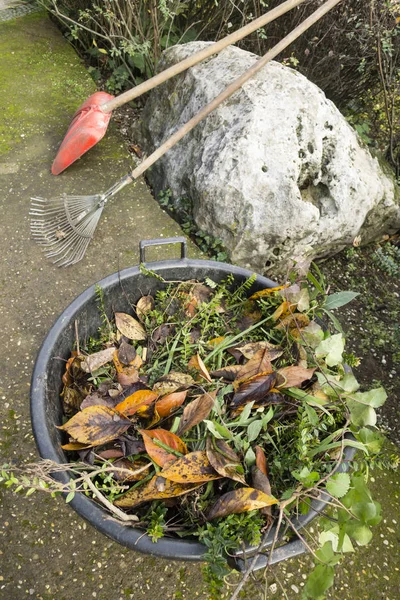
{"left": 102, "top": 0, "right": 307, "bottom": 113}
{"left": 130, "top": 0, "right": 343, "bottom": 181}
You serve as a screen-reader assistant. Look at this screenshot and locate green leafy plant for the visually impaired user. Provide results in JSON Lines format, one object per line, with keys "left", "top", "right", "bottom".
{"left": 372, "top": 243, "right": 400, "bottom": 278}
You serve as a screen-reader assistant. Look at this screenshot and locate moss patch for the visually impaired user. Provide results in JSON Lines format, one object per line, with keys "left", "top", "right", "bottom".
{"left": 0, "top": 11, "right": 95, "bottom": 156}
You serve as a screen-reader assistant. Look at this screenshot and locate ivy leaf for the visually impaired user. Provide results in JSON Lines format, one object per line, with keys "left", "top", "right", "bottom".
{"left": 345, "top": 522, "right": 373, "bottom": 546}
{"left": 347, "top": 400, "right": 376, "bottom": 427}
{"left": 303, "top": 564, "right": 335, "bottom": 599}
{"left": 350, "top": 387, "right": 387, "bottom": 408}
{"left": 314, "top": 541, "right": 341, "bottom": 566}
{"left": 326, "top": 473, "right": 351, "bottom": 498}
{"left": 355, "top": 428, "right": 384, "bottom": 454}
{"left": 301, "top": 321, "right": 324, "bottom": 349}
{"left": 324, "top": 291, "right": 359, "bottom": 310}
{"left": 315, "top": 334, "right": 345, "bottom": 367}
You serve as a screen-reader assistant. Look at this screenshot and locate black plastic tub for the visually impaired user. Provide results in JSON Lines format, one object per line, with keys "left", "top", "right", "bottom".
{"left": 30, "top": 237, "right": 355, "bottom": 572}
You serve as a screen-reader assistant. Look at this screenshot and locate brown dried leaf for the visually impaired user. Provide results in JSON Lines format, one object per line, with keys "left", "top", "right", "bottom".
{"left": 61, "top": 442, "right": 90, "bottom": 451}
{"left": 156, "top": 391, "right": 187, "bottom": 418}
{"left": 184, "top": 293, "right": 198, "bottom": 317}
{"left": 192, "top": 284, "right": 213, "bottom": 304}
{"left": 81, "top": 347, "right": 116, "bottom": 373}
{"left": 231, "top": 372, "right": 277, "bottom": 407}
{"left": 62, "top": 387, "right": 88, "bottom": 413}
{"left": 62, "top": 352, "right": 80, "bottom": 386}
{"left": 117, "top": 340, "right": 137, "bottom": 365}
{"left": 252, "top": 466, "right": 272, "bottom": 497}
{"left": 57, "top": 406, "right": 131, "bottom": 447}
{"left": 97, "top": 448, "right": 125, "bottom": 460}
{"left": 160, "top": 450, "right": 221, "bottom": 483}
{"left": 115, "top": 389, "right": 158, "bottom": 416}
{"left": 80, "top": 392, "right": 116, "bottom": 410}
{"left": 115, "top": 312, "right": 146, "bottom": 341}
{"left": 139, "top": 429, "right": 188, "bottom": 467}
{"left": 117, "top": 367, "right": 140, "bottom": 387}
{"left": 237, "top": 341, "right": 283, "bottom": 361}
{"left": 153, "top": 371, "right": 194, "bottom": 396}
{"left": 176, "top": 390, "right": 217, "bottom": 436}
{"left": 206, "top": 437, "right": 246, "bottom": 484}
{"left": 252, "top": 465, "right": 273, "bottom": 519}
{"left": 187, "top": 353, "right": 212, "bottom": 383}
{"left": 255, "top": 445, "right": 268, "bottom": 475}
{"left": 207, "top": 487, "right": 278, "bottom": 520}
{"left": 136, "top": 295, "right": 155, "bottom": 320}
{"left": 235, "top": 348, "right": 274, "bottom": 383}
{"left": 114, "top": 475, "right": 201, "bottom": 508}
{"left": 210, "top": 365, "right": 242, "bottom": 381}
{"left": 152, "top": 323, "right": 175, "bottom": 345}
{"left": 253, "top": 389, "right": 285, "bottom": 407}
{"left": 277, "top": 366, "right": 316, "bottom": 388}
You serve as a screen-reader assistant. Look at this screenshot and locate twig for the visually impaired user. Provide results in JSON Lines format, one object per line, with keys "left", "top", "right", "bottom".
{"left": 85, "top": 477, "right": 138, "bottom": 523}
{"left": 74, "top": 320, "right": 80, "bottom": 355}
{"left": 229, "top": 520, "right": 274, "bottom": 600}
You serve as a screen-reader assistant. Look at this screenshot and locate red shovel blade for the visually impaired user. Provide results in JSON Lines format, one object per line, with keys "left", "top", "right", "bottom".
{"left": 52, "top": 92, "right": 115, "bottom": 175}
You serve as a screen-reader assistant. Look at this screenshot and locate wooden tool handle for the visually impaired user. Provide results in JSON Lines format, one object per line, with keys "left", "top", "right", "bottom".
{"left": 130, "top": 0, "right": 343, "bottom": 181}
{"left": 101, "top": 0, "right": 307, "bottom": 113}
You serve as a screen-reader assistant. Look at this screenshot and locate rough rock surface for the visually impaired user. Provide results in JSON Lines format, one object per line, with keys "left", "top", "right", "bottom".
{"left": 141, "top": 42, "right": 400, "bottom": 276}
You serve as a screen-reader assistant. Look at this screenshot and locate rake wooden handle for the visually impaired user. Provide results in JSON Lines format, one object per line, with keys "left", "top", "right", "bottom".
{"left": 101, "top": 0, "right": 307, "bottom": 113}
{"left": 130, "top": 0, "right": 343, "bottom": 181}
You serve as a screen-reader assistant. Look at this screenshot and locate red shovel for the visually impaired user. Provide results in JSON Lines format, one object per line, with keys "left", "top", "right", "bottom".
{"left": 51, "top": 0, "right": 306, "bottom": 175}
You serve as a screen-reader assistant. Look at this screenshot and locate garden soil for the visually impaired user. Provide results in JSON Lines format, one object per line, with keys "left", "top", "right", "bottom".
{"left": 0, "top": 9, "right": 399, "bottom": 600}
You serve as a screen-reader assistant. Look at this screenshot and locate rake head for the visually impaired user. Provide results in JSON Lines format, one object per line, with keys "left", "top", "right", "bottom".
{"left": 30, "top": 194, "right": 105, "bottom": 267}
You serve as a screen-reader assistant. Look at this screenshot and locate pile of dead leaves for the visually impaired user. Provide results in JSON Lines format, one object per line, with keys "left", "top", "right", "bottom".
{"left": 58, "top": 276, "right": 348, "bottom": 527}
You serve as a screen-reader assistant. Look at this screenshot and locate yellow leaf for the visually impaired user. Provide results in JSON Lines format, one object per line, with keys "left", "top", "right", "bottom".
{"left": 115, "top": 389, "right": 158, "bottom": 416}
{"left": 57, "top": 406, "right": 131, "bottom": 447}
{"left": 207, "top": 487, "right": 278, "bottom": 520}
{"left": 160, "top": 450, "right": 221, "bottom": 483}
{"left": 249, "top": 285, "right": 288, "bottom": 300}
{"left": 114, "top": 476, "right": 201, "bottom": 508}
{"left": 115, "top": 312, "right": 146, "bottom": 341}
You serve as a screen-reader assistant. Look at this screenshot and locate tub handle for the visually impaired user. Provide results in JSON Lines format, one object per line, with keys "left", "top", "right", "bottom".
{"left": 139, "top": 237, "right": 187, "bottom": 263}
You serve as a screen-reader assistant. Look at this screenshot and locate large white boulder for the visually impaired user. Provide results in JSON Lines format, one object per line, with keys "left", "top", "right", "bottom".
{"left": 141, "top": 42, "right": 400, "bottom": 275}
